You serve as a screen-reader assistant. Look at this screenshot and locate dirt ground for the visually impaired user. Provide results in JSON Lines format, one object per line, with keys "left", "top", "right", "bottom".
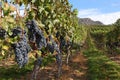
{"left": 1, "top": 52, "right": 120, "bottom": 80}
{"left": 109, "top": 54, "right": 120, "bottom": 64}
{"left": 24, "top": 52, "right": 88, "bottom": 80}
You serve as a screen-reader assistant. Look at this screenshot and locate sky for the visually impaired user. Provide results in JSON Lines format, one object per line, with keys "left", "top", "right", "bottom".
{"left": 69, "top": 0, "right": 120, "bottom": 25}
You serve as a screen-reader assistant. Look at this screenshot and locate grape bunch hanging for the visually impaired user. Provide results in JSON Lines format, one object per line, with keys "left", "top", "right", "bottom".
{"left": 0, "top": 20, "right": 71, "bottom": 79}
{"left": 11, "top": 27, "right": 31, "bottom": 68}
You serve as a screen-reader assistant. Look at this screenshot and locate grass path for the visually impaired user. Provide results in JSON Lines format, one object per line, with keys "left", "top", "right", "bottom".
{"left": 84, "top": 49, "right": 120, "bottom": 80}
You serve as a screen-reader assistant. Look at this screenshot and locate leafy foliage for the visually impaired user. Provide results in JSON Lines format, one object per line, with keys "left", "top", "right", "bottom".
{"left": 84, "top": 49, "right": 120, "bottom": 80}
{"left": 0, "top": 0, "right": 78, "bottom": 59}
{"left": 0, "top": 0, "right": 78, "bottom": 79}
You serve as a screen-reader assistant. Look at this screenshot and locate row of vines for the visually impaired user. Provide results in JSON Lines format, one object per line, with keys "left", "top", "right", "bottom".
{"left": 0, "top": 0, "right": 79, "bottom": 79}
{"left": 88, "top": 19, "right": 120, "bottom": 54}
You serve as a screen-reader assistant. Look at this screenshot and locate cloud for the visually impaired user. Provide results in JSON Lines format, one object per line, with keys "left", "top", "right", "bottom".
{"left": 78, "top": 8, "right": 101, "bottom": 17}
{"left": 78, "top": 8, "right": 120, "bottom": 25}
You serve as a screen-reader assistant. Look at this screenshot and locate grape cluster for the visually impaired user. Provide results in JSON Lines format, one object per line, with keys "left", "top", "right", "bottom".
{"left": 58, "top": 35, "right": 72, "bottom": 64}
{"left": 56, "top": 31, "right": 60, "bottom": 38}
{"left": 46, "top": 35, "right": 56, "bottom": 53}
{"left": 46, "top": 35, "right": 62, "bottom": 76}
{"left": 10, "top": 27, "right": 23, "bottom": 38}
{"left": 59, "top": 36, "right": 72, "bottom": 53}
{"left": 0, "top": 28, "right": 6, "bottom": 39}
{"left": 56, "top": 32, "right": 71, "bottom": 52}
{"left": 26, "top": 20, "right": 47, "bottom": 50}
{"left": 26, "top": 20, "right": 62, "bottom": 78}
{"left": 11, "top": 27, "right": 31, "bottom": 68}
{"left": 35, "top": 57, "right": 43, "bottom": 66}
{"left": 47, "top": 35, "right": 63, "bottom": 53}
{"left": 59, "top": 36, "right": 67, "bottom": 50}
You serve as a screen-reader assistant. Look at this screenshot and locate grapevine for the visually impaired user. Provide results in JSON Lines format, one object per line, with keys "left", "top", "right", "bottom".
{"left": 0, "top": 0, "right": 78, "bottom": 79}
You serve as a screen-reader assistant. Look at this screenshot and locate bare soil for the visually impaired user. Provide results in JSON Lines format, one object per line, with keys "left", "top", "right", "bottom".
{"left": 25, "top": 53, "right": 88, "bottom": 80}
{"left": 0, "top": 52, "right": 88, "bottom": 80}
{"left": 109, "top": 54, "right": 120, "bottom": 64}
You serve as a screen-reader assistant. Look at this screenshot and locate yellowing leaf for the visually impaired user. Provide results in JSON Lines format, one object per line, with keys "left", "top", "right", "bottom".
{"left": 1, "top": 50, "right": 5, "bottom": 56}
{"left": 41, "top": 0, "right": 44, "bottom": 2}
{"left": 5, "top": 16, "right": 15, "bottom": 23}
{"left": 30, "top": 54, "right": 36, "bottom": 60}
{"left": 37, "top": 51, "right": 42, "bottom": 56}
{"left": 2, "top": 45, "right": 9, "bottom": 50}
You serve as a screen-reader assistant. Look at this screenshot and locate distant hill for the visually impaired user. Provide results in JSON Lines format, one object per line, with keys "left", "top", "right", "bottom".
{"left": 78, "top": 18, "right": 104, "bottom": 25}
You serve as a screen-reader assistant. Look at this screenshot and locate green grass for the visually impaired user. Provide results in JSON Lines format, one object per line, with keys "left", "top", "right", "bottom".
{"left": 0, "top": 66, "right": 30, "bottom": 80}
{"left": 0, "top": 60, "right": 34, "bottom": 80}
{"left": 84, "top": 49, "right": 120, "bottom": 80}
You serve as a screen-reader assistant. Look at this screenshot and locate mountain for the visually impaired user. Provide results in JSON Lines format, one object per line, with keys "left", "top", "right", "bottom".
{"left": 78, "top": 18, "right": 104, "bottom": 25}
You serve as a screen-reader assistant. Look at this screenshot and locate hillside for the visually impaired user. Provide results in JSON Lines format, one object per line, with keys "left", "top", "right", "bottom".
{"left": 79, "top": 18, "right": 104, "bottom": 25}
